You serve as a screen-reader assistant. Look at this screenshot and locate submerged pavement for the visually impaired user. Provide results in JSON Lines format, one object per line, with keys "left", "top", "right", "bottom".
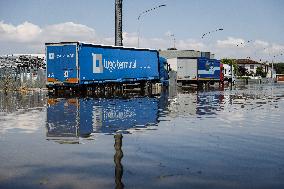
{"left": 0, "top": 84, "right": 284, "bottom": 189}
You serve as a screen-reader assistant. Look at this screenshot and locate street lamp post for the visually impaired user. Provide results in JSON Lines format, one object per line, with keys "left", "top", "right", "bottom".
{"left": 272, "top": 59, "right": 274, "bottom": 79}
{"left": 137, "top": 4, "right": 166, "bottom": 48}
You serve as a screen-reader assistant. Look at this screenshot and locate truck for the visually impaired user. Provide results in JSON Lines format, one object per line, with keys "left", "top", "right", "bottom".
{"left": 223, "top": 64, "right": 235, "bottom": 84}
{"left": 167, "top": 57, "right": 222, "bottom": 86}
{"left": 45, "top": 42, "right": 169, "bottom": 90}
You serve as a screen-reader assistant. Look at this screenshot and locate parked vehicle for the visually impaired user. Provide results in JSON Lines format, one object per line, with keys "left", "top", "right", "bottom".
{"left": 167, "top": 57, "right": 222, "bottom": 85}
{"left": 46, "top": 42, "right": 168, "bottom": 89}
{"left": 223, "top": 64, "right": 235, "bottom": 84}
{"left": 276, "top": 74, "right": 284, "bottom": 82}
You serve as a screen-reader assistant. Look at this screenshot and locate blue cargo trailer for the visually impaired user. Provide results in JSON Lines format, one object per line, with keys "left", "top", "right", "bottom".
{"left": 198, "top": 58, "right": 221, "bottom": 81}
{"left": 46, "top": 42, "right": 168, "bottom": 89}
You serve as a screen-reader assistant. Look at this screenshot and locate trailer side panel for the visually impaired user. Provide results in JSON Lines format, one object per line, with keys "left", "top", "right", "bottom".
{"left": 78, "top": 44, "right": 159, "bottom": 84}
{"left": 198, "top": 58, "right": 220, "bottom": 80}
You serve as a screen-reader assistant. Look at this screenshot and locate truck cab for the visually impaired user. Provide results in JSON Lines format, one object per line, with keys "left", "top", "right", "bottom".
{"left": 159, "top": 56, "right": 169, "bottom": 86}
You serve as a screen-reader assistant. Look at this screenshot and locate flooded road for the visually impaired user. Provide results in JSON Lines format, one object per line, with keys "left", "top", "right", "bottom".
{"left": 0, "top": 84, "right": 284, "bottom": 189}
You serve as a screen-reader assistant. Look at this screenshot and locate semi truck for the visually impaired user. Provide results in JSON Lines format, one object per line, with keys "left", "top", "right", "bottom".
{"left": 46, "top": 42, "right": 169, "bottom": 90}
{"left": 167, "top": 57, "right": 222, "bottom": 86}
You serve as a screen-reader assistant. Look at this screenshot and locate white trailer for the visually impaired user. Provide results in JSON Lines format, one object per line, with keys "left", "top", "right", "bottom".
{"left": 167, "top": 58, "right": 198, "bottom": 82}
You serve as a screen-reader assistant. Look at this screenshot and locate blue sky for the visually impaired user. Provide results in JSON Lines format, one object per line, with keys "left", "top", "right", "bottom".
{"left": 0, "top": 0, "right": 284, "bottom": 61}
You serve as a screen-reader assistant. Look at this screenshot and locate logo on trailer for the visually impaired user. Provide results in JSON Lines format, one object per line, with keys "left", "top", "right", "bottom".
{"left": 92, "top": 53, "right": 103, "bottom": 73}
{"left": 205, "top": 60, "right": 214, "bottom": 74}
{"left": 49, "top": 53, "right": 54, "bottom": 60}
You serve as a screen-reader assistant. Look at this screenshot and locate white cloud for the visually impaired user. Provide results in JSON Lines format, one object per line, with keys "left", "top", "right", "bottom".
{"left": 213, "top": 38, "right": 284, "bottom": 61}
{"left": 254, "top": 40, "right": 269, "bottom": 48}
{"left": 42, "top": 22, "right": 96, "bottom": 43}
{"left": 0, "top": 21, "right": 99, "bottom": 54}
{"left": 270, "top": 43, "right": 284, "bottom": 53}
{"left": 0, "top": 21, "right": 97, "bottom": 43}
{"left": 216, "top": 37, "right": 245, "bottom": 48}
{"left": 0, "top": 21, "right": 283, "bottom": 61}
{"left": 176, "top": 39, "right": 205, "bottom": 51}
{"left": 122, "top": 32, "right": 139, "bottom": 47}
{"left": 119, "top": 32, "right": 205, "bottom": 51}
{"left": 104, "top": 32, "right": 170, "bottom": 49}
{"left": 0, "top": 21, "right": 42, "bottom": 42}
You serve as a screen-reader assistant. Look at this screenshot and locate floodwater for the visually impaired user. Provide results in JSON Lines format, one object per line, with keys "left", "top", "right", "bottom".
{"left": 0, "top": 84, "right": 284, "bottom": 189}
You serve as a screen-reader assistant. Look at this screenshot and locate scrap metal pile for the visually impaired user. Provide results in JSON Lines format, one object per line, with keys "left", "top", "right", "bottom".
{"left": 0, "top": 55, "right": 46, "bottom": 90}
{"left": 0, "top": 55, "right": 45, "bottom": 69}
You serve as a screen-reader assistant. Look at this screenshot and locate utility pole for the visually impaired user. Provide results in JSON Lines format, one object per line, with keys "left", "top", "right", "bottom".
{"left": 272, "top": 59, "right": 274, "bottom": 78}
{"left": 115, "top": 0, "right": 123, "bottom": 46}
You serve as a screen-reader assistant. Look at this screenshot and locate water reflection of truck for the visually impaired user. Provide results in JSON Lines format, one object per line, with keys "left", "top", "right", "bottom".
{"left": 46, "top": 95, "right": 168, "bottom": 142}
{"left": 168, "top": 90, "right": 224, "bottom": 117}
{"left": 196, "top": 91, "right": 224, "bottom": 115}
{"left": 80, "top": 97, "right": 161, "bottom": 134}
{"left": 46, "top": 98, "right": 80, "bottom": 143}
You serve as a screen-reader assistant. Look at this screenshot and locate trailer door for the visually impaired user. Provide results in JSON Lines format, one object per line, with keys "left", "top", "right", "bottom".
{"left": 46, "top": 44, "right": 78, "bottom": 84}
{"left": 177, "top": 58, "right": 197, "bottom": 81}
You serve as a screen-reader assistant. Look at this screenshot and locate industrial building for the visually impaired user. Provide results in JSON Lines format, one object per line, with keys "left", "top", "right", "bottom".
{"left": 159, "top": 49, "right": 215, "bottom": 59}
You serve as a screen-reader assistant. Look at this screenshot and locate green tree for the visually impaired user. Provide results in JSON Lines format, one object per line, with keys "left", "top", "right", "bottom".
{"left": 255, "top": 66, "right": 266, "bottom": 77}
{"left": 221, "top": 58, "right": 238, "bottom": 75}
{"left": 237, "top": 66, "right": 248, "bottom": 76}
{"left": 274, "top": 63, "right": 284, "bottom": 74}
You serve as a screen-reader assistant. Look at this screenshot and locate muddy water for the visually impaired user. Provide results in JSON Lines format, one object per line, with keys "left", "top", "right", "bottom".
{"left": 0, "top": 84, "right": 283, "bottom": 189}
